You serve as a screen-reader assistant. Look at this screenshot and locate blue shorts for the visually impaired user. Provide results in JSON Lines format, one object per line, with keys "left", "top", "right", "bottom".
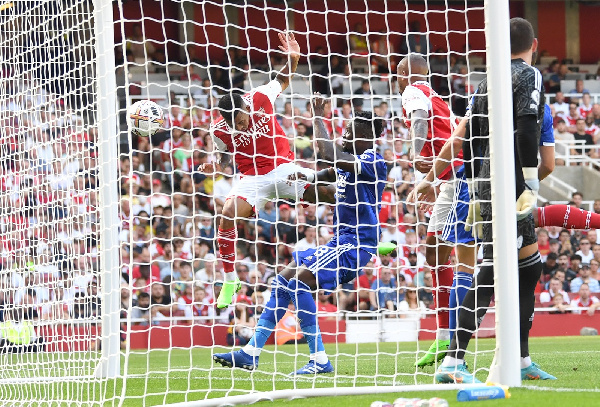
{"left": 292, "top": 235, "right": 373, "bottom": 293}
{"left": 440, "top": 166, "right": 475, "bottom": 244}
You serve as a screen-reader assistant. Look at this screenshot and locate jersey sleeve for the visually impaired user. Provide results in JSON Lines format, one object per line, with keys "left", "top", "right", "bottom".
{"left": 513, "top": 66, "right": 543, "bottom": 117}
{"left": 540, "top": 104, "right": 555, "bottom": 146}
{"left": 401, "top": 85, "right": 431, "bottom": 118}
{"left": 253, "top": 79, "right": 283, "bottom": 106}
{"left": 356, "top": 150, "right": 386, "bottom": 182}
{"left": 209, "top": 127, "right": 228, "bottom": 152}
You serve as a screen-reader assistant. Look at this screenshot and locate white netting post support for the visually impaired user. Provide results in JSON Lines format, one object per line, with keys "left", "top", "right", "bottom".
{"left": 93, "top": 0, "right": 122, "bottom": 379}
{"left": 484, "top": 0, "right": 522, "bottom": 387}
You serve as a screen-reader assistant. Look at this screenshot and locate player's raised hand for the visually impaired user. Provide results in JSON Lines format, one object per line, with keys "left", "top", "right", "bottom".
{"left": 278, "top": 32, "right": 300, "bottom": 60}
{"left": 312, "top": 92, "right": 326, "bottom": 116}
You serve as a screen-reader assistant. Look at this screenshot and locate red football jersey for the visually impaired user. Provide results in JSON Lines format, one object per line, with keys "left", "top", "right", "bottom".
{"left": 210, "top": 80, "right": 294, "bottom": 175}
{"left": 402, "top": 81, "right": 463, "bottom": 180}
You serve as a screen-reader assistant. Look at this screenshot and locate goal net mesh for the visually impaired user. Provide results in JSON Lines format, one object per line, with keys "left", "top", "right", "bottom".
{"left": 0, "top": 0, "right": 499, "bottom": 405}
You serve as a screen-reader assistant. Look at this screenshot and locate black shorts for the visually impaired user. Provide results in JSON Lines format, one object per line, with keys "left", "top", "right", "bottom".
{"left": 479, "top": 181, "right": 536, "bottom": 260}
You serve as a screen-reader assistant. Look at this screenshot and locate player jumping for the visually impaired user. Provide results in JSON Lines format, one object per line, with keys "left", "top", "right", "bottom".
{"left": 203, "top": 33, "right": 315, "bottom": 308}
{"left": 213, "top": 96, "right": 387, "bottom": 375}
{"left": 396, "top": 54, "right": 477, "bottom": 368}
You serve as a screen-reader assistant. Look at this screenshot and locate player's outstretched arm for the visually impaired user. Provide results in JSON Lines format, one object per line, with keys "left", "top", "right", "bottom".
{"left": 312, "top": 94, "right": 358, "bottom": 173}
{"left": 275, "top": 32, "right": 300, "bottom": 92}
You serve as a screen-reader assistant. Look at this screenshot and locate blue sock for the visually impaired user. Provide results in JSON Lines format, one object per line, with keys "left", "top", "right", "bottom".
{"left": 244, "top": 275, "right": 291, "bottom": 355}
{"left": 288, "top": 278, "right": 328, "bottom": 364}
{"left": 449, "top": 271, "right": 474, "bottom": 342}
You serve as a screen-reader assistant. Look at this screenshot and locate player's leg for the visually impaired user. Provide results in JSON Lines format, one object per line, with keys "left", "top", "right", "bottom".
{"left": 450, "top": 243, "right": 476, "bottom": 341}
{"left": 536, "top": 204, "right": 600, "bottom": 230}
{"left": 213, "top": 263, "right": 299, "bottom": 370}
{"left": 416, "top": 182, "right": 455, "bottom": 367}
{"left": 216, "top": 176, "right": 260, "bottom": 308}
{"left": 516, "top": 218, "right": 556, "bottom": 380}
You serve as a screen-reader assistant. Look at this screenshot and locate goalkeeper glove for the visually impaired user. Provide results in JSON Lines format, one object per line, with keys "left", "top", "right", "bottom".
{"left": 516, "top": 167, "right": 539, "bottom": 221}
{"left": 464, "top": 178, "right": 483, "bottom": 239}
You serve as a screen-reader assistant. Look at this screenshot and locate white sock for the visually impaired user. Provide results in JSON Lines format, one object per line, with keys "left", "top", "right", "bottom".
{"left": 311, "top": 351, "right": 329, "bottom": 364}
{"left": 242, "top": 344, "right": 261, "bottom": 357}
{"left": 437, "top": 329, "right": 450, "bottom": 341}
{"left": 441, "top": 356, "right": 463, "bottom": 368}
{"left": 224, "top": 271, "right": 237, "bottom": 282}
{"left": 521, "top": 356, "right": 532, "bottom": 369}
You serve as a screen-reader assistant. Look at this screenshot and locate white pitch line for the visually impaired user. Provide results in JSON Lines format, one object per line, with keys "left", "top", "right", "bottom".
{"left": 522, "top": 385, "right": 600, "bottom": 393}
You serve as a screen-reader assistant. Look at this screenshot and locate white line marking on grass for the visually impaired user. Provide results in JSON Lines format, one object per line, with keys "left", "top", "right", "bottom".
{"left": 523, "top": 386, "right": 600, "bottom": 393}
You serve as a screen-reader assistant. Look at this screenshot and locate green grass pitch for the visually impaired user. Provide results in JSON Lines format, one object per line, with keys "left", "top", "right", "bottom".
{"left": 0, "top": 336, "right": 598, "bottom": 406}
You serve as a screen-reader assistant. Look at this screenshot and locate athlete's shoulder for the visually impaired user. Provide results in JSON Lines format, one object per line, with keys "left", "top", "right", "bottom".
{"left": 210, "top": 118, "right": 229, "bottom": 135}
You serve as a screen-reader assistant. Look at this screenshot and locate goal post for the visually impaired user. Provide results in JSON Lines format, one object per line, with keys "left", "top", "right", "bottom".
{"left": 483, "top": 0, "right": 521, "bottom": 388}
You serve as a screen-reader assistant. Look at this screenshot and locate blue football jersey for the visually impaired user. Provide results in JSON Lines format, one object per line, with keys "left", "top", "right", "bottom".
{"left": 540, "top": 103, "right": 554, "bottom": 147}
{"left": 333, "top": 149, "right": 387, "bottom": 253}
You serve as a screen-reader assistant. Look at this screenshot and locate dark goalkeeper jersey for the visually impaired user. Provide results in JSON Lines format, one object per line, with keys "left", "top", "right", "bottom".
{"left": 465, "top": 58, "right": 545, "bottom": 199}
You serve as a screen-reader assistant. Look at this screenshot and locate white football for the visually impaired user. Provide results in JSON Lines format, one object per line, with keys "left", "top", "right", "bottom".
{"left": 128, "top": 100, "right": 164, "bottom": 137}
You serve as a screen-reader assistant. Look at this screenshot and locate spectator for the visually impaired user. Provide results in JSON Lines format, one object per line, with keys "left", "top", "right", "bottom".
{"left": 549, "top": 293, "right": 569, "bottom": 314}
{"left": 569, "top": 80, "right": 590, "bottom": 97}
{"left": 131, "top": 292, "right": 151, "bottom": 325}
{"left": 584, "top": 114, "right": 599, "bottom": 140}
{"left": 542, "top": 253, "right": 559, "bottom": 281}
{"left": 572, "top": 192, "right": 584, "bottom": 209}
{"left": 553, "top": 119, "right": 574, "bottom": 163}
{"left": 576, "top": 237, "right": 594, "bottom": 263}
{"left": 590, "top": 259, "right": 600, "bottom": 281}
{"left": 593, "top": 244, "right": 600, "bottom": 263}
{"left": 572, "top": 119, "right": 596, "bottom": 157}
{"left": 397, "top": 285, "right": 427, "bottom": 319}
{"left": 126, "top": 24, "right": 156, "bottom": 59}
{"left": 182, "top": 286, "right": 214, "bottom": 322}
{"left": 540, "top": 278, "right": 570, "bottom": 305}
{"left": 354, "top": 79, "right": 374, "bottom": 96}
{"left": 569, "top": 254, "right": 583, "bottom": 278}
{"left": 538, "top": 229, "right": 551, "bottom": 261}
{"left": 294, "top": 226, "right": 318, "bottom": 252}
{"left": 565, "top": 102, "right": 579, "bottom": 132}
{"left": 381, "top": 218, "right": 406, "bottom": 245}
{"left": 316, "top": 291, "right": 337, "bottom": 315}
{"left": 571, "top": 283, "right": 600, "bottom": 315}
{"left": 552, "top": 92, "right": 569, "bottom": 119}
{"left": 552, "top": 269, "right": 570, "bottom": 292}
{"left": 369, "top": 266, "right": 398, "bottom": 312}
{"left": 570, "top": 264, "right": 600, "bottom": 294}
{"left": 547, "top": 63, "right": 569, "bottom": 93}
{"left": 348, "top": 23, "right": 369, "bottom": 55}
{"left": 150, "top": 283, "right": 173, "bottom": 320}
{"left": 400, "top": 21, "right": 431, "bottom": 55}
{"left": 356, "top": 260, "right": 378, "bottom": 311}
{"left": 592, "top": 104, "right": 600, "bottom": 126}
{"left": 226, "top": 295, "right": 255, "bottom": 346}
{"left": 418, "top": 271, "right": 434, "bottom": 308}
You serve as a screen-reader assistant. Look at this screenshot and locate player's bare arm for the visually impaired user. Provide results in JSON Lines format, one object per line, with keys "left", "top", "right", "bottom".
{"left": 408, "top": 117, "right": 467, "bottom": 203}
{"left": 538, "top": 145, "right": 554, "bottom": 180}
{"left": 312, "top": 94, "right": 358, "bottom": 173}
{"left": 409, "top": 109, "right": 432, "bottom": 173}
{"left": 275, "top": 32, "right": 300, "bottom": 92}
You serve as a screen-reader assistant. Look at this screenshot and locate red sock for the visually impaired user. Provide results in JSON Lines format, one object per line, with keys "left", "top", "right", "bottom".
{"left": 217, "top": 227, "right": 237, "bottom": 274}
{"left": 538, "top": 205, "right": 600, "bottom": 230}
{"left": 432, "top": 263, "right": 453, "bottom": 330}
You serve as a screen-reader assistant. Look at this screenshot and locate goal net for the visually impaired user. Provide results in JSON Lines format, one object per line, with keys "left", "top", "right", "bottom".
{"left": 0, "top": 0, "right": 518, "bottom": 405}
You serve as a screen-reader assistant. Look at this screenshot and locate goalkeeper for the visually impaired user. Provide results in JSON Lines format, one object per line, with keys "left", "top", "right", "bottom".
{"left": 429, "top": 17, "right": 555, "bottom": 383}
{"left": 213, "top": 96, "right": 386, "bottom": 375}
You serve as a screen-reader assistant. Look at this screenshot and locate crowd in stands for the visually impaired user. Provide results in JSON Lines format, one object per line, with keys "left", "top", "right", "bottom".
{"left": 2, "top": 23, "right": 600, "bottom": 349}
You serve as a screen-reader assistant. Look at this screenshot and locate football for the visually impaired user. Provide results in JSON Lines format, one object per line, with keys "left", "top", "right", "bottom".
{"left": 128, "top": 100, "right": 164, "bottom": 137}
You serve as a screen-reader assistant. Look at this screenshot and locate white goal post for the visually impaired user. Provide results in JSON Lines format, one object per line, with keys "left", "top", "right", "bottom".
{"left": 0, "top": 0, "right": 521, "bottom": 405}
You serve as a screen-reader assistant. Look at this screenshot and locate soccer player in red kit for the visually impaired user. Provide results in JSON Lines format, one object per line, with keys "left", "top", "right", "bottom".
{"left": 202, "top": 33, "right": 315, "bottom": 308}
{"left": 398, "top": 54, "right": 476, "bottom": 367}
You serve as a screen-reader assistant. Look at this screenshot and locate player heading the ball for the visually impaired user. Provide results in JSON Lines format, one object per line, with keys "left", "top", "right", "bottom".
{"left": 213, "top": 95, "right": 387, "bottom": 375}
{"left": 202, "top": 33, "right": 315, "bottom": 308}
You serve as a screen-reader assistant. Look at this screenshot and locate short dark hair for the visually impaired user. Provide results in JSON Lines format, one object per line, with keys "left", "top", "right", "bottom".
{"left": 218, "top": 93, "right": 245, "bottom": 126}
{"left": 509, "top": 18, "right": 534, "bottom": 55}
{"left": 353, "top": 111, "right": 384, "bottom": 139}
{"left": 547, "top": 252, "right": 558, "bottom": 261}
{"left": 138, "top": 292, "right": 150, "bottom": 300}
{"left": 571, "top": 254, "right": 583, "bottom": 262}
